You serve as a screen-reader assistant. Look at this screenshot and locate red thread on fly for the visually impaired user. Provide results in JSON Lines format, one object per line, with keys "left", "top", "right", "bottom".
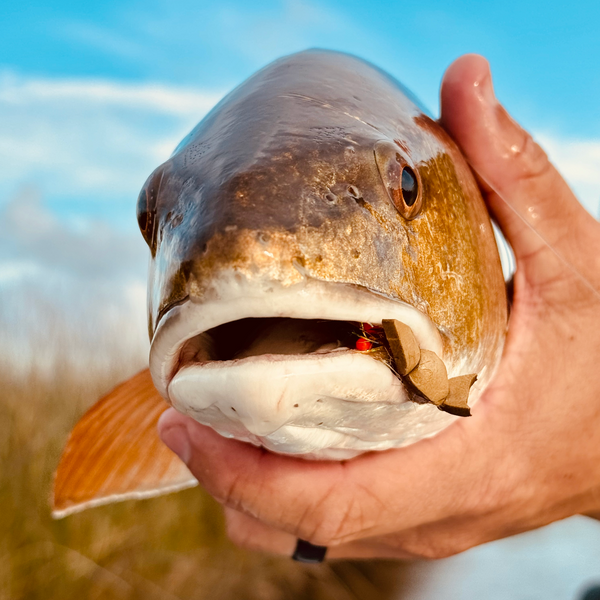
{"left": 354, "top": 323, "right": 386, "bottom": 351}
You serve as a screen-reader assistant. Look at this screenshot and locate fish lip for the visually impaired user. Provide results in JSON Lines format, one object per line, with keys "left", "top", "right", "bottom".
{"left": 149, "top": 274, "right": 444, "bottom": 399}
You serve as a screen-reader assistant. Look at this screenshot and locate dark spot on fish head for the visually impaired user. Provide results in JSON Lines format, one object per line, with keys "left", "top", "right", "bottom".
{"left": 293, "top": 403, "right": 299, "bottom": 407}
{"left": 353, "top": 249, "right": 361, "bottom": 259}
{"left": 374, "top": 140, "right": 422, "bottom": 220}
{"left": 315, "top": 255, "right": 323, "bottom": 263}
{"left": 180, "top": 141, "right": 212, "bottom": 167}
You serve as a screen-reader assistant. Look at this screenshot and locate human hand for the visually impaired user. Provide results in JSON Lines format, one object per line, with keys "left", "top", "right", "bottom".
{"left": 158, "top": 54, "right": 600, "bottom": 560}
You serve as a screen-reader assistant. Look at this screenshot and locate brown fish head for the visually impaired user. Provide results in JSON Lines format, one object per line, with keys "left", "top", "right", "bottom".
{"left": 137, "top": 50, "right": 507, "bottom": 458}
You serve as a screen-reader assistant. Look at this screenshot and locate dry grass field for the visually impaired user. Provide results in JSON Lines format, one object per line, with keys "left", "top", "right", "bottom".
{"left": 0, "top": 291, "right": 405, "bottom": 600}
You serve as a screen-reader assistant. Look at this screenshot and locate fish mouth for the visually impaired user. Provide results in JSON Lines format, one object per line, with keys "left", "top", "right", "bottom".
{"left": 149, "top": 274, "right": 450, "bottom": 458}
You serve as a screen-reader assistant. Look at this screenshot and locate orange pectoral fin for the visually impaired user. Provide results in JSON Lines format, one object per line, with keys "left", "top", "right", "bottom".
{"left": 52, "top": 368, "right": 197, "bottom": 518}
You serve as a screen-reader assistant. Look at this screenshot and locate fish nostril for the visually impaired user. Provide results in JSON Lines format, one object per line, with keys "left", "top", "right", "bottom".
{"left": 325, "top": 192, "right": 338, "bottom": 204}
{"left": 348, "top": 185, "right": 360, "bottom": 198}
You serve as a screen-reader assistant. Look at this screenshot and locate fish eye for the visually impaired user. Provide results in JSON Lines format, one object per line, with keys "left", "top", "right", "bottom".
{"left": 374, "top": 140, "right": 422, "bottom": 220}
{"left": 137, "top": 167, "right": 163, "bottom": 253}
{"left": 136, "top": 189, "right": 155, "bottom": 246}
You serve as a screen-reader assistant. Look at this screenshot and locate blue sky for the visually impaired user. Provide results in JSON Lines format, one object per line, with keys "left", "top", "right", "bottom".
{"left": 3, "top": 0, "right": 599, "bottom": 132}
{"left": 0, "top": 0, "right": 599, "bottom": 329}
{"left": 2, "top": 0, "right": 599, "bottom": 120}
{"left": 1, "top": 0, "right": 599, "bottom": 229}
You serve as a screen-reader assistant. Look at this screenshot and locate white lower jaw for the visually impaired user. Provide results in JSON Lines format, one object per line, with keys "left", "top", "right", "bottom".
{"left": 150, "top": 273, "right": 453, "bottom": 458}
{"left": 168, "top": 349, "right": 457, "bottom": 459}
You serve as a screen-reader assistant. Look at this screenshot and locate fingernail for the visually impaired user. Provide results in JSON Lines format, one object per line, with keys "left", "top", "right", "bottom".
{"left": 160, "top": 425, "right": 191, "bottom": 465}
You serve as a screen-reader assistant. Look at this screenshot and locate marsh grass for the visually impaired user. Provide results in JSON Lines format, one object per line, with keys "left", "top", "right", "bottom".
{"left": 0, "top": 330, "right": 404, "bottom": 599}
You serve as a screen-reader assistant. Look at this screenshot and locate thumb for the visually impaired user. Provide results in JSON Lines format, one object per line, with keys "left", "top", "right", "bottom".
{"left": 440, "top": 54, "right": 593, "bottom": 280}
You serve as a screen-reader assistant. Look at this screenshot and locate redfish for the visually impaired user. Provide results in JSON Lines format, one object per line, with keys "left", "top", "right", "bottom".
{"left": 53, "top": 50, "right": 507, "bottom": 517}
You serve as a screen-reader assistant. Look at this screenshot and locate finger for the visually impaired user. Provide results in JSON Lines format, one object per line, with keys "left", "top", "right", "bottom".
{"left": 440, "top": 54, "right": 597, "bottom": 275}
{"left": 158, "top": 407, "right": 501, "bottom": 547}
{"left": 223, "top": 507, "right": 414, "bottom": 560}
{"left": 223, "top": 507, "right": 297, "bottom": 555}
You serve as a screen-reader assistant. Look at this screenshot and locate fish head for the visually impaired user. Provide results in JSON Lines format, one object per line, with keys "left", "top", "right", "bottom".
{"left": 136, "top": 50, "right": 507, "bottom": 459}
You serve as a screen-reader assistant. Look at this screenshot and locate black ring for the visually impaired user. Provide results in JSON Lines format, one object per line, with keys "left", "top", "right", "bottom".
{"left": 292, "top": 538, "right": 327, "bottom": 563}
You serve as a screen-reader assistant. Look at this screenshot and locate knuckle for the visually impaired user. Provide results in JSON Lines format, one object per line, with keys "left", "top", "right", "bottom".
{"left": 227, "top": 527, "right": 263, "bottom": 553}
{"left": 296, "top": 495, "right": 355, "bottom": 547}
{"left": 417, "top": 540, "right": 468, "bottom": 560}
{"left": 224, "top": 512, "right": 263, "bottom": 552}
{"left": 298, "top": 514, "right": 339, "bottom": 547}
{"left": 211, "top": 470, "right": 248, "bottom": 510}
{"left": 417, "top": 545, "right": 452, "bottom": 560}
{"left": 509, "top": 128, "right": 551, "bottom": 183}
{"left": 490, "top": 110, "right": 562, "bottom": 199}
{"left": 226, "top": 522, "right": 251, "bottom": 549}
{"left": 402, "top": 531, "right": 475, "bottom": 560}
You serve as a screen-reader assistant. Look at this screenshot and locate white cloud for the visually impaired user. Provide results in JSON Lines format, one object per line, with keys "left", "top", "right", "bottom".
{"left": 0, "top": 70, "right": 223, "bottom": 207}
{"left": 0, "top": 260, "right": 42, "bottom": 284}
{"left": 0, "top": 186, "right": 147, "bottom": 280}
{"left": 0, "top": 71, "right": 223, "bottom": 115}
{"left": 535, "top": 132, "right": 600, "bottom": 218}
{"left": 0, "top": 187, "right": 150, "bottom": 377}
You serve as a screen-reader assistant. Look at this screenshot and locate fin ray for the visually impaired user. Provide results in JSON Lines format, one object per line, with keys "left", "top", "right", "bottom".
{"left": 53, "top": 369, "right": 197, "bottom": 518}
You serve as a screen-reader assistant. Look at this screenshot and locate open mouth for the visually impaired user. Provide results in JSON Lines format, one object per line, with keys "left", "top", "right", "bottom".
{"left": 177, "top": 317, "right": 374, "bottom": 365}
{"left": 150, "top": 276, "right": 443, "bottom": 395}
{"left": 148, "top": 276, "right": 449, "bottom": 457}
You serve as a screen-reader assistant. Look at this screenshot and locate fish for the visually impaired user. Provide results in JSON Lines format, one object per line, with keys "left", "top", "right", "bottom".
{"left": 52, "top": 50, "right": 507, "bottom": 518}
